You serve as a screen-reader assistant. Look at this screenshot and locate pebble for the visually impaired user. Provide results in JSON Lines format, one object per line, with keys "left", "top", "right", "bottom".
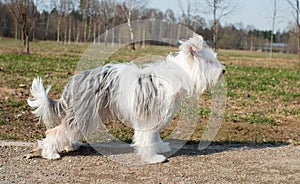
{"left": 15, "top": 114, "right": 22, "bottom": 119}
{"left": 24, "top": 154, "right": 34, "bottom": 159}
{"left": 19, "top": 84, "right": 26, "bottom": 88}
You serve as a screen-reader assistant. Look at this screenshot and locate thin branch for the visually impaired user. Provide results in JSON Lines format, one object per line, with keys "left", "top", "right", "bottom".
{"left": 287, "top": 0, "right": 300, "bottom": 25}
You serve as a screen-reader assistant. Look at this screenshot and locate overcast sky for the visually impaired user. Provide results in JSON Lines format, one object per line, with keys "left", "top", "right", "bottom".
{"left": 149, "top": 0, "right": 293, "bottom": 32}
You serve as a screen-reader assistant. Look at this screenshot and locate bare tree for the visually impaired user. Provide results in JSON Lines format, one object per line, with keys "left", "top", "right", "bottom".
{"left": 164, "top": 9, "right": 177, "bottom": 47}
{"left": 53, "top": 0, "right": 64, "bottom": 42}
{"left": 80, "top": 0, "right": 89, "bottom": 42}
{"left": 88, "top": 0, "right": 101, "bottom": 45}
{"left": 178, "top": 0, "right": 199, "bottom": 29}
{"left": 287, "top": 0, "right": 300, "bottom": 60}
{"left": 178, "top": 0, "right": 192, "bottom": 28}
{"left": 99, "top": 0, "right": 116, "bottom": 48}
{"left": 6, "top": 0, "right": 35, "bottom": 54}
{"left": 60, "top": 0, "right": 75, "bottom": 45}
{"left": 80, "top": 0, "right": 99, "bottom": 42}
{"left": 177, "top": 0, "right": 195, "bottom": 39}
{"left": 267, "top": 0, "right": 284, "bottom": 58}
{"left": 203, "top": 0, "right": 239, "bottom": 50}
{"left": 56, "top": 10, "right": 62, "bottom": 42}
{"left": 118, "top": 0, "right": 148, "bottom": 50}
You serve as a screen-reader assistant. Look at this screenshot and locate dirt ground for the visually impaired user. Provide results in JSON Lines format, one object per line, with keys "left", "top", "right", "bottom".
{"left": 0, "top": 141, "right": 299, "bottom": 183}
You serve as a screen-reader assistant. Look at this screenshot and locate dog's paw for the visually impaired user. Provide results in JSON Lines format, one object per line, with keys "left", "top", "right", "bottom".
{"left": 64, "top": 145, "right": 76, "bottom": 152}
{"left": 65, "top": 142, "right": 85, "bottom": 152}
{"left": 41, "top": 151, "right": 61, "bottom": 160}
{"left": 146, "top": 154, "right": 167, "bottom": 163}
{"left": 157, "top": 142, "right": 171, "bottom": 153}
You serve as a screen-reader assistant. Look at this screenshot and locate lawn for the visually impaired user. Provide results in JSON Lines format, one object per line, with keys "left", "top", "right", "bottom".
{"left": 0, "top": 37, "right": 299, "bottom": 144}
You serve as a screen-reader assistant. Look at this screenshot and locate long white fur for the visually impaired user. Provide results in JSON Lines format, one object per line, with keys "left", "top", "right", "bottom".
{"left": 27, "top": 78, "right": 62, "bottom": 128}
{"left": 28, "top": 33, "right": 225, "bottom": 163}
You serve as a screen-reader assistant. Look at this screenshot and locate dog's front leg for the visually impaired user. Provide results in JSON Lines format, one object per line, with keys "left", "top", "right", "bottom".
{"left": 132, "top": 129, "right": 167, "bottom": 163}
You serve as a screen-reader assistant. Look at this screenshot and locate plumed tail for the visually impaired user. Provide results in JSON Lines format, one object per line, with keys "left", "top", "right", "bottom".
{"left": 27, "top": 77, "right": 64, "bottom": 129}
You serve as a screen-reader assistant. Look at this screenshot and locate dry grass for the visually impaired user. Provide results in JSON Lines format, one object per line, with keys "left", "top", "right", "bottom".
{"left": 0, "top": 38, "right": 299, "bottom": 144}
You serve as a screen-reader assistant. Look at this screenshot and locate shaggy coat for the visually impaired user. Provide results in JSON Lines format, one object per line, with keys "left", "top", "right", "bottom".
{"left": 28, "top": 33, "right": 225, "bottom": 163}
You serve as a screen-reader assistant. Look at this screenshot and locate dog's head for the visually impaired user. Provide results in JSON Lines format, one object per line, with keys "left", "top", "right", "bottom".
{"left": 176, "top": 33, "right": 226, "bottom": 93}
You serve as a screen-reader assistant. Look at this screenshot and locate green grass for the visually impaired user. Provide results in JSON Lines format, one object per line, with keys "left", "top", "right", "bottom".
{"left": 224, "top": 63, "right": 299, "bottom": 128}
{"left": 198, "top": 106, "right": 211, "bottom": 119}
{"left": 227, "top": 66, "right": 299, "bottom": 94}
{"left": 109, "top": 128, "right": 134, "bottom": 143}
{"left": 229, "top": 112, "right": 277, "bottom": 126}
{"left": 0, "top": 134, "right": 19, "bottom": 140}
{"left": 218, "top": 49, "right": 297, "bottom": 59}
{"left": 0, "top": 38, "right": 299, "bottom": 143}
{"left": 0, "top": 120, "right": 9, "bottom": 125}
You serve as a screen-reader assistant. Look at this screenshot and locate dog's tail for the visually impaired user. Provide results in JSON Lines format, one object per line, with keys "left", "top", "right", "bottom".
{"left": 27, "top": 77, "right": 65, "bottom": 129}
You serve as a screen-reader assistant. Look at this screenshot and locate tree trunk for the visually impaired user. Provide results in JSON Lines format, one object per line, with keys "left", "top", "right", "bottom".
{"left": 76, "top": 20, "right": 80, "bottom": 43}
{"left": 177, "top": 25, "right": 181, "bottom": 41}
{"left": 250, "top": 35, "right": 253, "bottom": 52}
{"left": 212, "top": 0, "right": 217, "bottom": 51}
{"left": 112, "top": 27, "right": 115, "bottom": 47}
{"left": 45, "top": 14, "right": 50, "bottom": 39}
{"left": 68, "top": 15, "right": 72, "bottom": 46}
{"left": 127, "top": 13, "right": 135, "bottom": 50}
{"left": 186, "top": 0, "right": 190, "bottom": 39}
{"left": 297, "top": 0, "right": 300, "bottom": 61}
{"left": 64, "top": 17, "right": 67, "bottom": 45}
{"left": 57, "top": 16, "right": 61, "bottom": 42}
{"left": 270, "top": 34, "right": 274, "bottom": 58}
{"left": 88, "top": 16, "right": 92, "bottom": 42}
{"left": 83, "top": 0, "right": 88, "bottom": 42}
{"left": 14, "top": 19, "right": 18, "bottom": 39}
{"left": 25, "top": 35, "right": 29, "bottom": 54}
{"left": 98, "top": 22, "right": 101, "bottom": 44}
{"left": 22, "top": 22, "right": 29, "bottom": 54}
{"left": 83, "top": 18, "right": 87, "bottom": 42}
{"left": 270, "top": 0, "right": 278, "bottom": 58}
{"left": 105, "top": 29, "right": 108, "bottom": 49}
{"left": 298, "top": 25, "right": 300, "bottom": 61}
{"left": 170, "top": 23, "right": 173, "bottom": 47}
{"left": 93, "top": 20, "right": 96, "bottom": 45}
{"left": 142, "top": 24, "right": 146, "bottom": 48}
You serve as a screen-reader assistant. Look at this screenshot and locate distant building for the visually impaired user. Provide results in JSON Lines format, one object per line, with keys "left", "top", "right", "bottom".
{"left": 263, "top": 43, "right": 288, "bottom": 53}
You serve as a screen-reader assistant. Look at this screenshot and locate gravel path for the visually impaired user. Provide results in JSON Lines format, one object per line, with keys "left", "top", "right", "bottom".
{"left": 0, "top": 141, "right": 299, "bottom": 183}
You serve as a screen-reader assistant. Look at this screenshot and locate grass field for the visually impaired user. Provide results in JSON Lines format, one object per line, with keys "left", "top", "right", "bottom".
{"left": 0, "top": 37, "right": 299, "bottom": 144}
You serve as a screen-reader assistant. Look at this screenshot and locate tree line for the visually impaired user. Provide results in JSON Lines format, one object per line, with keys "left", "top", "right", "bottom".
{"left": 0, "top": 0, "right": 298, "bottom": 54}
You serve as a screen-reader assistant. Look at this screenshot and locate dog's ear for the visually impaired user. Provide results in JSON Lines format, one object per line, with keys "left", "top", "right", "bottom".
{"left": 179, "top": 33, "right": 204, "bottom": 56}
{"left": 191, "top": 33, "right": 204, "bottom": 50}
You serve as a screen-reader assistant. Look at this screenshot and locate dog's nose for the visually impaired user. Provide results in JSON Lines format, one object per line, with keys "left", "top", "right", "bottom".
{"left": 222, "top": 69, "right": 226, "bottom": 74}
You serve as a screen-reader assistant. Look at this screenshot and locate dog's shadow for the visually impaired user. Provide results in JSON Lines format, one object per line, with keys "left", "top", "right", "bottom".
{"left": 169, "top": 141, "right": 288, "bottom": 158}
{"left": 58, "top": 140, "right": 288, "bottom": 160}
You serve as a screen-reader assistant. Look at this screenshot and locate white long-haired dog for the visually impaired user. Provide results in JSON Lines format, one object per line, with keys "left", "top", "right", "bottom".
{"left": 28, "top": 33, "right": 225, "bottom": 163}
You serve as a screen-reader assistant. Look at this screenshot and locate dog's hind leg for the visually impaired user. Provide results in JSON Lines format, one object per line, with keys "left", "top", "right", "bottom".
{"left": 132, "top": 129, "right": 167, "bottom": 163}
{"left": 39, "top": 121, "right": 82, "bottom": 160}
{"left": 38, "top": 125, "right": 65, "bottom": 159}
